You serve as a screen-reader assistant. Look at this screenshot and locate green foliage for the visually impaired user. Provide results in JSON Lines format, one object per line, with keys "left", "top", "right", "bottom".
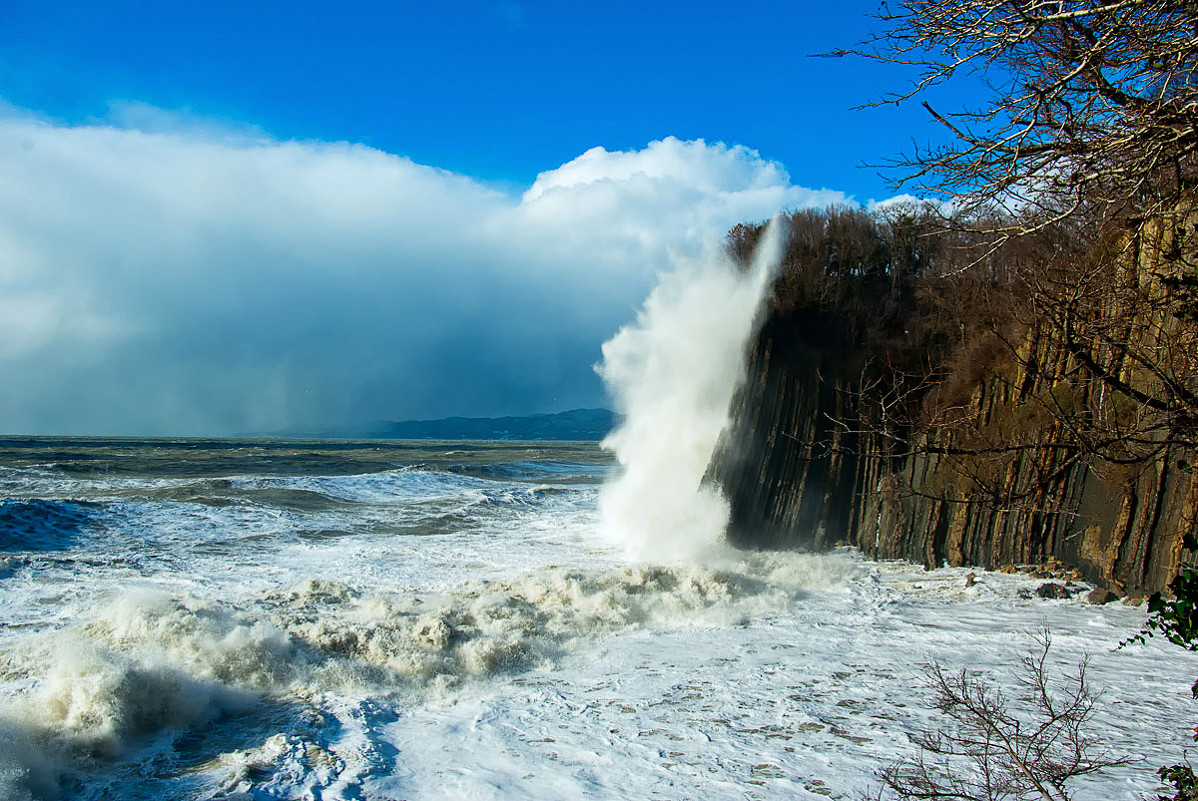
{"left": 1125, "top": 569, "right": 1198, "bottom": 664}
{"left": 1148, "top": 570, "right": 1198, "bottom": 652}
{"left": 1159, "top": 762, "right": 1198, "bottom": 801}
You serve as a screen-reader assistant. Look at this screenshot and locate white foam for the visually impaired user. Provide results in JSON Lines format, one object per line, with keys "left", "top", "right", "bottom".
{"left": 596, "top": 218, "right": 786, "bottom": 562}
{"left": 334, "top": 560, "right": 1198, "bottom": 801}
{"left": 237, "top": 468, "right": 489, "bottom": 504}
{"left": 0, "top": 550, "right": 855, "bottom": 789}
{"left": 5, "top": 548, "right": 1195, "bottom": 800}
{"left": 3, "top": 448, "right": 1195, "bottom": 800}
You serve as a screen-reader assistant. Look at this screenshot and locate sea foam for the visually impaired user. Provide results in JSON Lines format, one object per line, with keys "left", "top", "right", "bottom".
{"left": 0, "top": 548, "right": 854, "bottom": 795}
{"left": 596, "top": 217, "right": 786, "bottom": 562}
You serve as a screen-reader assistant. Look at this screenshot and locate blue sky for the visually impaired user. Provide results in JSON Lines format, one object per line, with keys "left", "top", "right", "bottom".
{"left": 0, "top": 0, "right": 953, "bottom": 198}
{"left": 0, "top": 1, "right": 975, "bottom": 435}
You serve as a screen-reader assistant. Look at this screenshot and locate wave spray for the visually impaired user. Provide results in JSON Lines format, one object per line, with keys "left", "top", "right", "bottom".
{"left": 596, "top": 217, "right": 786, "bottom": 562}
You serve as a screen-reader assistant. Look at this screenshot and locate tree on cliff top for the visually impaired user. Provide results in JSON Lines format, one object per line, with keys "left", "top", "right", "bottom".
{"left": 833, "top": 0, "right": 1198, "bottom": 479}
{"left": 836, "top": 4, "right": 1198, "bottom": 793}
{"left": 836, "top": 0, "right": 1198, "bottom": 238}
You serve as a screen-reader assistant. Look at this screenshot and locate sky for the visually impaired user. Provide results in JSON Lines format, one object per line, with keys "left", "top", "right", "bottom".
{"left": 0, "top": 0, "right": 977, "bottom": 436}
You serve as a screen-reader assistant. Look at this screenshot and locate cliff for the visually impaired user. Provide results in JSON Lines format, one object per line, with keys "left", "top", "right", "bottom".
{"left": 711, "top": 308, "right": 1196, "bottom": 596}
{"left": 709, "top": 213, "right": 1198, "bottom": 597}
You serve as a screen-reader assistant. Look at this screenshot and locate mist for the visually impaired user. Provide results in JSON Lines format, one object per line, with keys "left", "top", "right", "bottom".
{"left": 0, "top": 106, "right": 848, "bottom": 435}
{"left": 596, "top": 217, "right": 787, "bottom": 562}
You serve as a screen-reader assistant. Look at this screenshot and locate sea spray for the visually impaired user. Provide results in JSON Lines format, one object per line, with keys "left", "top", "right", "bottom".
{"left": 0, "top": 553, "right": 849, "bottom": 783}
{"left": 596, "top": 217, "right": 786, "bottom": 562}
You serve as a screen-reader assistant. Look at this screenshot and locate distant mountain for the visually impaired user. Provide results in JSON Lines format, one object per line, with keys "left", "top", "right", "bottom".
{"left": 279, "top": 409, "right": 619, "bottom": 441}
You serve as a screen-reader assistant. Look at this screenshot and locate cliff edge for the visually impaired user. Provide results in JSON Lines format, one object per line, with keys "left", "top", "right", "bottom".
{"left": 708, "top": 209, "right": 1197, "bottom": 597}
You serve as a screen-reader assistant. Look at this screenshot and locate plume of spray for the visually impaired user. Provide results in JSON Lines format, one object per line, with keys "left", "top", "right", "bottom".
{"left": 596, "top": 216, "right": 787, "bottom": 563}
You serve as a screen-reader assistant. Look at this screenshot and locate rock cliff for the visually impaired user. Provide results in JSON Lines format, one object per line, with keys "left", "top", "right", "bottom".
{"left": 704, "top": 299, "right": 1193, "bottom": 593}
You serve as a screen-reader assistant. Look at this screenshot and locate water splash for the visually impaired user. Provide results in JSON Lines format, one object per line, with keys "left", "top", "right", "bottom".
{"left": 596, "top": 217, "right": 786, "bottom": 562}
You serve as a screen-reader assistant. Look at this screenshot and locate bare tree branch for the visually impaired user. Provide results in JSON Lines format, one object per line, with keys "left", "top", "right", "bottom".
{"left": 879, "top": 630, "right": 1134, "bottom": 800}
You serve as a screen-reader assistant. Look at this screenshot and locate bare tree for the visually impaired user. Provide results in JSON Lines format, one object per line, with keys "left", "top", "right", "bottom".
{"left": 880, "top": 631, "right": 1133, "bottom": 800}
{"left": 819, "top": 0, "right": 1198, "bottom": 497}
{"left": 835, "top": 0, "right": 1198, "bottom": 237}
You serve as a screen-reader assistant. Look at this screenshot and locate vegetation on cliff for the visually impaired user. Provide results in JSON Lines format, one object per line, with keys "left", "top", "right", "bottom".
{"left": 712, "top": 4, "right": 1198, "bottom": 795}
{"left": 717, "top": 0, "right": 1198, "bottom": 598}
{"left": 837, "top": 0, "right": 1198, "bottom": 469}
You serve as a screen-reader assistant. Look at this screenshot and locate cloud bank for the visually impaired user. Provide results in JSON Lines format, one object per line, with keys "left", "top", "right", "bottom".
{"left": 0, "top": 108, "right": 850, "bottom": 435}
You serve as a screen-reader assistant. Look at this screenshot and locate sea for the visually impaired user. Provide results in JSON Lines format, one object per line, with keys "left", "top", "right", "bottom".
{"left": 0, "top": 436, "right": 1195, "bottom": 801}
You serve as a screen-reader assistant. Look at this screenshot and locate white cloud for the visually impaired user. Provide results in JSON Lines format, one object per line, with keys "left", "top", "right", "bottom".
{"left": 0, "top": 106, "right": 855, "bottom": 435}
{"left": 866, "top": 193, "right": 947, "bottom": 216}
{"left": 523, "top": 138, "right": 791, "bottom": 201}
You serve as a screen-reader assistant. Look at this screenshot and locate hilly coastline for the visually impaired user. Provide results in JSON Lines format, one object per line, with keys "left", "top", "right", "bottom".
{"left": 280, "top": 408, "right": 617, "bottom": 441}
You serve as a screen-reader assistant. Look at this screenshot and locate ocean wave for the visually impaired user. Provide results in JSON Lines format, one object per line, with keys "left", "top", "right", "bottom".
{"left": 0, "top": 552, "right": 856, "bottom": 796}
{"left": 447, "top": 460, "right": 611, "bottom": 485}
{"left": 231, "top": 468, "right": 490, "bottom": 506}
{"left": 0, "top": 499, "right": 103, "bottom": 553}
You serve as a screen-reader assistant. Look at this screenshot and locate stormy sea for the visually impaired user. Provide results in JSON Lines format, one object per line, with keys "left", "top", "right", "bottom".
{"left": 1, "top": 224, "right": 1195, "bottom": 800}
{"left": 0, "top": 436, "right": 1194, "bottom": 801}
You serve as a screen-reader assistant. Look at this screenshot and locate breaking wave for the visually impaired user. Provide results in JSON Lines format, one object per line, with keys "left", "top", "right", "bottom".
{"left": 0, "top": 551, "right": 854, "bottom": 796}
{"left": 596, "top": 217, "right": 786, "bottom": 562}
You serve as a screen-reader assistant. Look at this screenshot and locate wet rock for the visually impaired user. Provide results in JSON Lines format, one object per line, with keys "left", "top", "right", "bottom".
{"left": 1086, "top": 588, "right": 1117, "bottom": 605}
{"left": 1035, "top": 582, "right": 1071, "bottom": 599}
{"left": 964, "top": 573, "right": 977, "bottom": 588}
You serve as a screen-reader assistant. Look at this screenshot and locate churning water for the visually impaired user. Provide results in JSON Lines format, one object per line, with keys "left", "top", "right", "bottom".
{"left": 0, "top": 437, "right": 1194, "bottom": 800}
{"left": 596, "top": 217, "right": 785, "bottom": 563}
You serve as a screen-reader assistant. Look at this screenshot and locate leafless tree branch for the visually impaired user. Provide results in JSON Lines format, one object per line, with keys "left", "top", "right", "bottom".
{"left": 879, "top": 629, "right": 1134, "bottom": 800}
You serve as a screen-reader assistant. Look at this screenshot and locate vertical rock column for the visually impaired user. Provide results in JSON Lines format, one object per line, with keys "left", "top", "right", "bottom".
{"left": 707, "top": 313, "right": 865, "bottom": 550}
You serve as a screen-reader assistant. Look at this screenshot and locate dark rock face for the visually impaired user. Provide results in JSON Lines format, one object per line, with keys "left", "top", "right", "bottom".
{"left": 1035, "top": 582, "right": 1072, "bottom": 599}
{"left": 707, "top": 314, "right": 865, "bottom": 552}
{"left": 1086, "top": 588, "right": 1118, "bottom": 605}
{"left": 706, "top": 308, "right": 1196, "bottom": 596}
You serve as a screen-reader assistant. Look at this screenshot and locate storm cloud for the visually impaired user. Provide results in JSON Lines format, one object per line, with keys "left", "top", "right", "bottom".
{"left": 0, "top": 108, "right": 849, "bottom": 435}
